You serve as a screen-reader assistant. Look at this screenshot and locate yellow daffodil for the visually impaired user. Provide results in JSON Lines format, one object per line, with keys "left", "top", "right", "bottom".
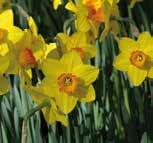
{"left": 50, "top": 32, "right": 97, "bottom": 62}
{"left": 65, "top": 0, "right": 120, "bottom": 39}
{"left": 4, "top": 16, "right": 56, "bottom": 82}
{"left": 5, "top": 30, "right": 44, "bottom": 80}
{"left": 25, "top": 85, "right": 68, "bottom": 126}
{"left": 41, "top": 51, "right": 99, "bottom": 114}
{"left": 113, "top": 32, "right": 153, "bottom": 86}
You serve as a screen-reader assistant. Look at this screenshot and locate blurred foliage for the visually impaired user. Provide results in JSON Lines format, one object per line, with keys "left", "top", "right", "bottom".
{"left": 1, "top": 0, "right": 153, "bottom": 143}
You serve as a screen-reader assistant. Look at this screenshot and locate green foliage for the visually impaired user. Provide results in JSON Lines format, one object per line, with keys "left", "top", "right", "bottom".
{"left": 1, "top": 0, "right": 153, "bottom": 143}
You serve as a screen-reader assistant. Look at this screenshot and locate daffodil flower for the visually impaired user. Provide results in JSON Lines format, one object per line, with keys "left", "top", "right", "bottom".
{"left": 4, "top": 16, "right": 55, "bottom": 82}
{"left": 50, "top": 32, "right": 97, "bottom": 62}
{"left": 65, "top": 0, "right": 120, "bottom": 39}
{"left": 25, "top": 85, "right": 68, "bottom": 126}
{"left": 5, "top": 30, "right": 44, "bottom": 75}
{"left": 41, "top": 51, "right": 99, "bottom": 114}
{"left": 113, "top": 32, "right": 153, "bottom": 86}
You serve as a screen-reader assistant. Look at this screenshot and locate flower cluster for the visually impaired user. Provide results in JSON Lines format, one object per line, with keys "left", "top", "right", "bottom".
{"left": 0, "top": 2, "right": 99, "bottom": 126}
{"left": 0, "top": 0, "right": 145, "bottom": 126}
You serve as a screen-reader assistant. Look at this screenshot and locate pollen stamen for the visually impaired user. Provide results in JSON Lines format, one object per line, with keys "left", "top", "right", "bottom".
{"left": 130, "top": 50, "right": 148, "bottom": 68}
{"left": 57, "top": 73, "right": 78, "bottom": 94}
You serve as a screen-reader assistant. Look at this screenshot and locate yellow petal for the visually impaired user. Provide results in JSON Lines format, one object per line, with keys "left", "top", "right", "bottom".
{"left": 55, "top": 92, "right": 78, "bottom": 114}
{"left": 128, "top": 65, "right": 147, "bottom": 86}
{"left": 106, "top": 0, "right": 119, "bottom": 6}
{"left": 130, "top": 0, "right": 137, "bottom": 8}
{"left": 60, "top": 51, "right": 82, "bottom": 72}
{"left": 25, "top": 69, "right": 32, "bottom": 79}
{"left": 7, "top": 26, "right": 23, "bottom": 43}
{"left": 80, "top": 85, "right": 95, "bottom": 102}
{"left": 89, "top": 20, "right": 99, "bottom": 38}
{"left": 65, "top": 1, "right": 77, "bottom": 13}
{"left": 30, "top": 34, "right": 45, "bottom": 61}
{"left": 20, "top": 70, "right": 32, "bottom": 85}
{"left": 41, "top": 77, "right": 59, "bottom": 98}
{"left": 107, "top": 0, "right": 114, "bottom": 5}
{"left": 0, "top": 9, "right": 13, "bottom": 29}
{"left": 119, "top": 37, "right": 137, "bottom": 52}
{"left": 45, "top": 43, "right": 57, "bottom": 58}
{"left": 27, "top": 16, "right": 38, "bottom": 36}
{"left": 53, "top": 111, "right": 68, "bottom": 126}
{"left": 0, "top": 75, "right": 9, "bottom": 96}
{"left": 113, "top": 52, "right": 130, "bottom": 72}
{"left": 0, "top": 43, "right": 9, "bottom": 56}
{"left": 5, "top": 52, "right": 19, "bottom": 74}
{"left": 57, "top": 33, "right": 70, "bottom": 45}
{"left": 137, "top": 32, "right": 151, "bottom": 50}
{"left": 42, "top": 99, "right": 68, "bottom": 126}
{"left": 83, "top": 44, "right": 97, "bottom": 59}
{"left": 42, "top": 105, "right": 54, "bottom": 123}
{"left": 148, "top": 67, "right": 153, "bottom": 78}
{"left": 51, "top": 99, "right": 68, "bottom": 125}
{"left": 47, "top": 48, "right": 60, "bottom": 59}
{"left": 69, "top": 32, "right": 87, "bottom": 48}
{"left": 25, "top": 85, "right": 50, "bottom": 104}
{"left": 53, "top": 0, "right": 62, "bottom": 10}
{"left": 15, "top": 30, "right": 31, "bottom": 50}
{"left": 41, "top": 59, "right": 66, "bottom": 77}
{"left": 136, "top": 32, "right": 153, "bottom": 58}
{"left": 0, "top": 56, "right": 9, "bottom": 73}
{"left": 76, "top": 14, "right": 90, "bottom": 32}
{"left": 73, "top": 64, "right": 99, "bottom": 85}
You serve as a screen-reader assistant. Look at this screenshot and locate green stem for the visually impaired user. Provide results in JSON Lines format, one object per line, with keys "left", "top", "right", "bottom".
{"left": 24, "top": 100, "right": 50, "bottom": 122}
{"left": 127, "top": 5, "right": 134, "bottom": 38}
{"left": 11, "top": 3, "right": 29, "bottom": 19}
{"left": 21, "top": 100, "right": 50, "bottom": 143}
{"left": 111, "top": 16, "right": 134, "bottom": 24}
{"left": 138, "top": 4, "right": 150, "bottom": 31}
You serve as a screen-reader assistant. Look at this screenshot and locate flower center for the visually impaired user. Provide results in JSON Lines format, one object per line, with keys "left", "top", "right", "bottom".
{"left": 0, "top": 28, "right": 5, "bottom": 41}
{"left": 130, "top": 51, "right": 148, "bottom": 68}
{"left": 19, "top": 48, "right": 36, "bottom": 68}
{"left": 57, "top": 73, "right": 78, "bottom": 94}
{"left": 72, "top": 48, "right": 84, "bottom": 59}
{"left": 85, "top": 0, "right": 104, "bottom": 23}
